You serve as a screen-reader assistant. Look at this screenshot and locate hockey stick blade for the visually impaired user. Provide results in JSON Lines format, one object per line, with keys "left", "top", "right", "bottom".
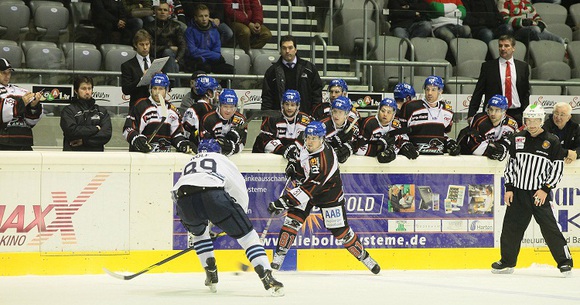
{"left": 103, "top": 246, "right": 197, "bottom": 280}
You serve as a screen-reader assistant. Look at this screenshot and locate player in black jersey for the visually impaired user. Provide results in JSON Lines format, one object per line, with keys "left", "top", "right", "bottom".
{"left": 311, "top": 79, "right": 348, "bottom": 120}
{"left": 320, "top": 96, "right": 360, "bottom": 163}
{"left": 461, "top": 94, "right": 518, "bottom": 160}
{"left": 492, "top": 104, "right": 573, "bottom": 277}
{"left": 252, "top": 89, "right": 312, "bottom": 155}
{"left": 200, "top": 89, "right": 247, "bottom": 156}
{"left": 393, "top": 82, "right": 416, "bottom": 110}
{"left": 182, "top": 76, "right": 220, "bottom": 145}
{"left": 356, "top": 97, "right": 418, "bottom": 163}
{"left": 267, "top": 121, "right": 381, "bottom": 274}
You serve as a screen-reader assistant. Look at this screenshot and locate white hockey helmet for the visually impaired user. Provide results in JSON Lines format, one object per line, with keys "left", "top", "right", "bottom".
{"left": 523, "top": 103, "right": 545, "bottom": 126}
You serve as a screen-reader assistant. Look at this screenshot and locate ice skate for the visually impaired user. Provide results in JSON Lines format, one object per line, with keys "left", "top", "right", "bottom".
{"left": 559, "top": 265, "right": 572, "bottom": 278}
{"left": 270, "top": 249, "right": 287, "bottom": 271}
{"left": 204, "top": 257, "right": 218, "bottom": 292}
{"left": 255, "top": 265, "right": 285, "bottom": 297}
{"left": 360, "top": 251, "right": 380, "bottom": 274}
{"left": 491, "top": 260, "right": 514, "bottom": 274}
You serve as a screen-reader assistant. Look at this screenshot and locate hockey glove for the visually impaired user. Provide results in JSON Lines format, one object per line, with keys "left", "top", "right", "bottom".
{"left": 131, "top": 135, "right": 152, "bottom": 153}
{"left": 446, "top": 139, "right": 460, "bottom": 156}
{"left": 336, "top": 143, "right": 353, "bottom": 164}
{"left": 399, "top": 142, "right": 419, "bottom": 160}
{"left": 177, "top": 140, "right": 197, "bottom": 154}
{"left": 285, "top": 162, "right": 298, "bottom": 181}
{"left": 268, "top": 196, "right": 290, "bottom": 216}
{"left": 220, "top": 139, "right": 236, "bottom": 156}
{"left": 377, "top": 145, "right": 397, "bottom": 163}
{"left": 378, "top": 133, "right": 396, "bottom": 149}
{"left": 225, "top": 128, "right": 242, "bottom": 144}
{"left": 283, "top": 144, "right": 299, "bottom": 163}
{"left": 485, "top": 142, "right": 508, "bottom": 161}
{"left": 336, "top": 128, "right": 354, "bottom": 144}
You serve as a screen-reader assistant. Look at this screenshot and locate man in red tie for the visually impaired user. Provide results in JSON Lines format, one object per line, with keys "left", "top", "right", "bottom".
{"left": 468, "top": 34, "right": 530, "bottom": 125}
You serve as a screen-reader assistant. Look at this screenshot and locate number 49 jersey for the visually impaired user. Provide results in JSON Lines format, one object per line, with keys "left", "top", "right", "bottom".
{"left": 172, "top": 152, "right": 249, "bottom": 211}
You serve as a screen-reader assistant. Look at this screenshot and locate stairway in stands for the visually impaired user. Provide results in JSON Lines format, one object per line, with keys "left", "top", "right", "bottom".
{"left": 260, "top": 4, "right": 354, "bottom": 78}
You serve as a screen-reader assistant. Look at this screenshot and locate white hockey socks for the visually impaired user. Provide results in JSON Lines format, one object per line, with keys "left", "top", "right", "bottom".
{"left": 237, "top": 230, "right": 270, "bottom": 270}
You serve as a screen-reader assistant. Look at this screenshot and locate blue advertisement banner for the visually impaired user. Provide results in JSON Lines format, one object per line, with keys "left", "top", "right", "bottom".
{"left": 173, "top": 173, "right": 495, "bottom": 250}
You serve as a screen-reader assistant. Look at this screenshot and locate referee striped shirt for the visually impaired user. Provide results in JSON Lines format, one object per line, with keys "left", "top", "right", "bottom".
{"left": 504, "top": 130, "right": 566, "bottom": 192}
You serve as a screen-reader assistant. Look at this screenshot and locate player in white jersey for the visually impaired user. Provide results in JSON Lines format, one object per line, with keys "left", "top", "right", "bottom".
{"left": 172, "top": 139, "right": 284, "bottom": 296}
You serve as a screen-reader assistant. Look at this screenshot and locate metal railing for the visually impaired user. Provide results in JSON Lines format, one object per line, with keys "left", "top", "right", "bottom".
{"left": 277, "top": 0, "right": 293, "bottom": 42}
{"left": 355, "top": 60, "right": 453, "bottom": 91}
{"left": 311, "top": 34, "right": 328, "bottom": 76}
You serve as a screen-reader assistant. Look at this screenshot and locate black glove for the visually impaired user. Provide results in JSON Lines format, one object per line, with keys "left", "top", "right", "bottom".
{"left": 522, "top": 18, "right": 533, "bottom": 27}
{"left": 220, "top": 139, "right": 236, "bottom": 156}
{"left": 446, "top": 139, "right": 460, "bottom": 156}
{"left": 537, "top": 21, "right": 546, "bottom": 32}
{"left": 268, "top": 197, "right": 290, "bottom": 216}
{"left": 336, "top": 128, "right": 354, "bottom": 143}
{"left": 485, "top": 142, "right": 508, "bottom": 161}
{"left": 177, "top": 140, "right": 197, "bottom": 153}
{"left": 399, "top": 142, "right": 419, "bottom": 160}
{"left": 225, "top": 128, "right": 242, "bottom": 144}
{"left": 285, "top": 162, "right": 298, "bottom": 181}
{"left": 283, "top": 144, "right": 299, "bottom": 162}
{"left": 336, "top": 143, "right": 352, "bottom": 163}
{"left": 131, "top": 135, "right": 152, "bottom": 153}
{"left": 377, "top": 145, "right": 397, "bottom": 163}
{"left": 378, "top": 133, "right": 395, "bottom": 149}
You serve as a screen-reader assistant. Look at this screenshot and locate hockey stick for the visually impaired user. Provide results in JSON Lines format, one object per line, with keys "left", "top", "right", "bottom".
{"left": 147, "top": 93, "right": 169, "bottom": 144}
{"left": 260, "top": 178, "right": 291, "bottom": 243}
{"left": 103, "top": 231, "right": 226, "bottom": 280}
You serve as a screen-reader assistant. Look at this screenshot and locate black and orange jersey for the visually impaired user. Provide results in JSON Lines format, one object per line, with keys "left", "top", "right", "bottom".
{"left": 252, "top": 112, "right": 312, "bottom": 153}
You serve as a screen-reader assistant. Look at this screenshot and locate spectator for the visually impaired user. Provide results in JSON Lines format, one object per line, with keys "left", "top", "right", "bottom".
{"left": 181, "top": 1, "right": 233, "bottom": 44}
{"left": 469, "top": 35, "right": 530, "bottom": 125}
{"left": 459, "top": 94, "right": 518, "bottom": 159}
{"left": 179, "top": 70, "right": 207, "bottom": 114}
{"left": 252, "top": 89, "right": 313, "bottom": 154}
{"left": 121, "top": 29, "right": 155, "bottom": 109}
{"left": 123, "top": 73, "right": 194, "bottom": 153}
{"left": 320, "top": 96, "right": 360, "bottom": 163}
{"left": 0, "top": 58, "right": 43, "bottom": 151}
{"left": 200, "top": 88, "right": 247, "bottom": 156}
{"left": 463, "top": 0, "right": 507, "bottom": 45}
{"left": 398, "top": 75, "right": 460, "bottom": 155}
{"left": 91, "top": 0, "right": 142, "bottom": 45}
{"left": 356, "top": 97, "right": 418, "bottom": 163}
{"left": 426, "top": 0, "right": 471, "bottom": 43}
{"left": 223, "top": 0, "right": 272, "bottom": 54}
{"left": 543, "top": 102, "right": 580, "bottom": 164}
{"left": 122, "top": 0, "right": 154, "bottom": 27}
{"left": 182, "top": 76, "right": 221, "bottom": 145}
{"left": 183, "top": 4, "right": 235, "bottom": 76}
{"left": 144, "top": 1, "right": 186, "bottom": 81}
{"left": 261, "top": 35, "right": 323, "bottom": 115}
{"left": 60, "top": 76, "right": 112, "bottom": 151}
{"left": 393, "top": 82, "right": 416, "bottom": 109}
{"left": 388, "top": 0, "right": 432, "bottom": 39}
{"left": 498, "top": 0, "right": 565, "bottom": 45}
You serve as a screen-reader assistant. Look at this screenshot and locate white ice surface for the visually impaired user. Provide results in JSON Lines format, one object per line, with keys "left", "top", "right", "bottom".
{"left": 2, "top": 265, "right": 579, "bottom": 305}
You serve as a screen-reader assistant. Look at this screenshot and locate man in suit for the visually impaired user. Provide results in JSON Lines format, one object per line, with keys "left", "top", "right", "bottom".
{"left": 468, "top": 35, "right": 530, "bottom": 125}
{"left": 121, "top": 30, "right": 154, "bottom": 109}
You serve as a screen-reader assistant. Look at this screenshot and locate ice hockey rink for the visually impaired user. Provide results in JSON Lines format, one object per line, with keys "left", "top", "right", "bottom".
{"left": 2, "top": 266, "right": 579, "bottom": 305}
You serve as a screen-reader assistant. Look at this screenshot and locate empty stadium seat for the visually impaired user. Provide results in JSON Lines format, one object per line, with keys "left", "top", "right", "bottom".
{"left": 100, "top": 43, "right": 134, "bottom": 58}
{"left": 222, "top": 50, "right": 251, "bottom": 75}
{"left": 28, "top": 0, "right": 63, "bottom": 16}
{"left": 104, "top": 48, "right": 135, "bottom": 71}
{"left": 0, "top": 42, "right": 22, "bottom": 68}
{"left": 488, "top": 39, "right": 527, "bottom": 61}
{"left": 34, "top": 5, "right": 69, "bottom": 43}
{"left": 0, "top": 2, "right": 30, "bottom": 42}
{"left": 411, "top": 37, "right": 449, "bottom": 77}
{"left": 371, "top": 35, "right": 408, "bottom": 91}
{"left": 567, "top": 41, "right": 580, "bottom": 78}
{"left": 21, "top": 40, "right": 57, "bottom": 54}
{"left": 548, "top": 24, "right": 573, "bottom": 43}
{"left": 61, "top": 42, "right": 97, "bottom": 56}
{"left": 70, "top": 1, "right": 100, "bottom": 44}
{"left": 65, "top": 47, "right": 102, "bottom": 71}
{"left": 571, "top": 4, "right": 580, "bottom": 41}
{"left": 449, "top": 38, "right": 487, "bottom": 78}
{"left": 533, "top": 3, "right": 567, "bottom": 25}
{"left": 251, "top": 53, "right": 277, "bottom": 75}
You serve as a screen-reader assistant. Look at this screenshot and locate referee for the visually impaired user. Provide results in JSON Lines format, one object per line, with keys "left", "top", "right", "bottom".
{"left": 492, "top": 104, "right": 573, "bottom": 277}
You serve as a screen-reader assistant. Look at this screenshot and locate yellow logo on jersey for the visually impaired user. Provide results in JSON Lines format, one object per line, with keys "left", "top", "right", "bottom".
{"left": 444, "top": 103, "right": 453, "bottom": 111}
{"left": 542, "top": 140, "right": 551, "bottom": 149}
{"left": 301, "top": 116, "right": 311, "bottom": 125}
{"left": 507, "top": 118, "right": 517, "bottom": 128}
{"left": 309, "top": 157, "right": 319, "bottom": 167}
{"left": 392, "top": 119, "right": 401, "bottom": 128}
{"left": 232, "top": 115, "right": 243, "bottom": 125}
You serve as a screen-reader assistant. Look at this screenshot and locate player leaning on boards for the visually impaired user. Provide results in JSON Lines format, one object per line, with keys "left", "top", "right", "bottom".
{"left": 172, "top": 139, "right": 284, "bottom": 296}
{"left": 267, "top": 121, "right": 380, "bottom": 274}
{"left": 492, "top": 104, "right": 573, "bottom": 277}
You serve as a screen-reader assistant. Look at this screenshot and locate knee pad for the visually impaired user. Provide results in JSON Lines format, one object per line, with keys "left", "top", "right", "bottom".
{"left": 181, "top": 219, "right": 207, "bottom": 236}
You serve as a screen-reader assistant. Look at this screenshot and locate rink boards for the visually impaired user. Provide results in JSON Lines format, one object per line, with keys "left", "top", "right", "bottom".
{"left": 0, "top": 152, "right": 579, "bottom": 276}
